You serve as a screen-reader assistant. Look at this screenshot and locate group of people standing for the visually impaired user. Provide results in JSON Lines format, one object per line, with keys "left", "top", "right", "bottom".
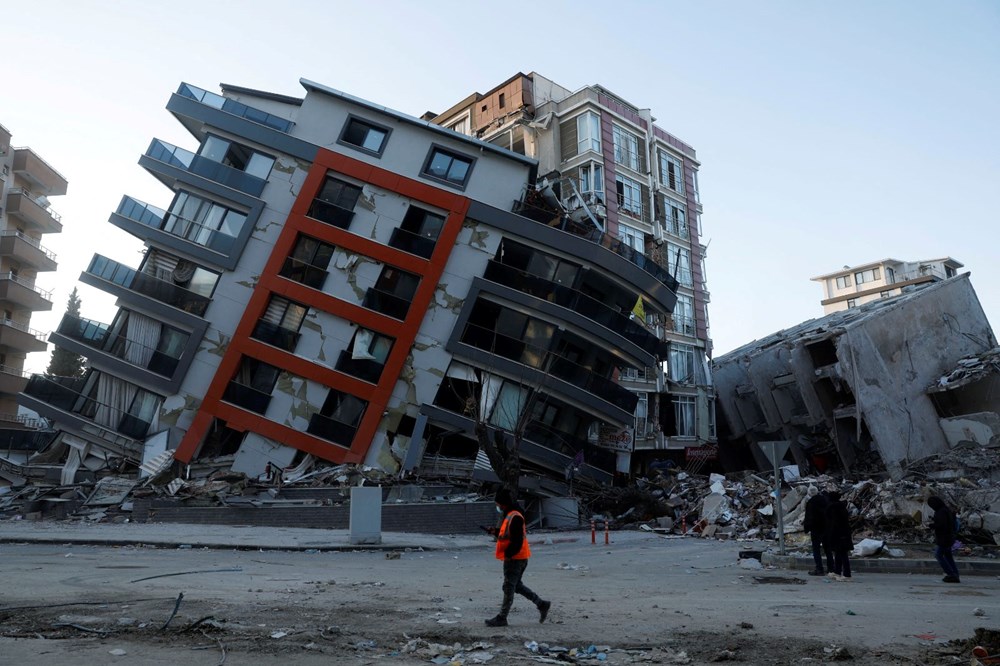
{"left": 803, "top": 487, "right": 961, "bottom": 584}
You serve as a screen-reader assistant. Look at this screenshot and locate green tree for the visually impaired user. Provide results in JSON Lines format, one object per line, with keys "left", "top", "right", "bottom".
{"left": 45, "top": 287, "right": 85, "bottom": 378}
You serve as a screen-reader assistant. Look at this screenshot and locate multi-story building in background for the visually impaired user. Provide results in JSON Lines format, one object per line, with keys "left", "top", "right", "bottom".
{"left": 14, "top": 77, "right": 686, "bottom": 493}
{"left": 0, "top": 123, "right": 63, "bottom": 460}
{"left": 812, "top": 257, "right": 963, "bottom": 314}
{"left": 426, "top": 73, "right": 716, "bottom": 468}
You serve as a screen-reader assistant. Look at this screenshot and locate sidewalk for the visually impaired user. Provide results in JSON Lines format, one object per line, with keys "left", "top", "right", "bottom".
{"left": 762, "top": 550, "right": 1000, "bottom": 576}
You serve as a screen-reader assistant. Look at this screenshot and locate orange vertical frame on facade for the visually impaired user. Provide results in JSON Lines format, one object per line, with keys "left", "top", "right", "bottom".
{"left": 175, "top": 147, "right": 470, "bottom": 464}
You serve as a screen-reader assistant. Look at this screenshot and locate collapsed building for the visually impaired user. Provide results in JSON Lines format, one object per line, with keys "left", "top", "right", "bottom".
{"left": 713, "top": 275, "right": 997, "bottom": 479}
{"left": 2, "top": 73, "right": 715, "bottom": 511}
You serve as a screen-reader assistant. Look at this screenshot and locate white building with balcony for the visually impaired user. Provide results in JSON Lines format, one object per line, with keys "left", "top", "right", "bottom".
{"left": 812, "top": 257, "right": 964, "bottom": 314}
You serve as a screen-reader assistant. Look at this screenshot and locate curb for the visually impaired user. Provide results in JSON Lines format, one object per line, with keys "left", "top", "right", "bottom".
{"left": 0, "top": 536, "right": 469, "bottom": 553}
{"left": 762, "top": 552, "right": 1000, "bottom": 576}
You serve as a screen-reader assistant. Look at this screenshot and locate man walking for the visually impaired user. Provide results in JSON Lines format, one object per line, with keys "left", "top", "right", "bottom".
{"left": 825, "top": 490, "right": 853, "bottom": 581}
{"left": 928, "top": 496, "right": 961, "bottom": 583}
{"left": 803, "top": 486, "right": 834, "bottom": 576}
{"left": 485, "top": 488, "right": 551, "bottom": 627}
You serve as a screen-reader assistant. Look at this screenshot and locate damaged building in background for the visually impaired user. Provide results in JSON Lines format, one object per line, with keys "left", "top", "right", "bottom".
{"left": 5, "top": 74, "right": 707, "bottom": 502}
{"left": 713, "top": 274, "right": 996, "bottom": 479}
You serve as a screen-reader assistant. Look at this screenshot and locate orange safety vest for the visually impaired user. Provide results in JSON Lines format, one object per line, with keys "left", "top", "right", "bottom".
{"left": 495, "top": 510, "right": 531, "bottom": 560}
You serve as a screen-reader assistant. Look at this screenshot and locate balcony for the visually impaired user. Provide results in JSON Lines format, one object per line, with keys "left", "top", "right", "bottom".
{"left": 459, "top": 322, "right": 638, "bottom": 414}
{"left": 388, "top": 227, "right": 436, "bottom": 259}
{"left": 334, "top": 350, "right": 385, "bottom": 384}
{"left": 279, "top": 257, "right": 328, "bottom": 290}
{"left": 113, "top": 196, "right": 239, "bottom": 255}
{"left": 0, "top": 272, "right": 53, "bottom": 311}
{"left": 19, "top": 375, "right": 145, "bottom": 457}
{"left": 85, "top": 255, "right": 210, "bottom": 317}
{"left": 362, "top": 288, "right": 411, "bottom": 320}
{"left": 12, "top": 148, "right": 68, "bottom": 196}
{"left": 306, "top": 198, "right": 355, "bottom": 230}
{"left": 0, "top": 364, "right": 31, "bottom": 395}
{"left": 176, "top": 83, "right": 294, "bottom": 133}
{"left": 671, "top": 314, "right": 696, "bottom": 336}
{"left": 250, "top": 319, "right": 300, "bottom": 352}
{"left": 0, "top": 317, "right": 47, "bottom": 353}
{"left": 0, "top": 230, "right": 57, "bottom": 272}
{"left": 483, "top": 260, "right": 663, "bottom": 357}
{"left": 144, "top": 139, "right": 267, "bottom": 197}
{"left": 54, "top": 314, "right": 182, "bottom": 378}
{"left": 5, "top": 187, "right": 63, "bottom": 233}
{"left": 306, "top": 412, "right": 357, "bottom": 447}
{"left": 222, "top": 381, "right": 272, "bottom": 414}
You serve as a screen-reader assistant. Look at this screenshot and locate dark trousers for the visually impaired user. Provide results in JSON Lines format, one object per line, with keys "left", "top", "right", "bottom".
{"left": 811, "top": 533, "right": 834, "bottom": 573}
{"left": 499, "top": 558, "right": 541, "bottom": 617}
{"left": 935, "top": 545, "right": 960, "bottom": 578}
{"left": 832, "top": 548, "right": 852, "bottom": 578}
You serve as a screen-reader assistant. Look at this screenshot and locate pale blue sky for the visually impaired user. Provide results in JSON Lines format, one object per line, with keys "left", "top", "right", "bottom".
{"left": 3, "top": 0, "right": 998, "bottom": 373}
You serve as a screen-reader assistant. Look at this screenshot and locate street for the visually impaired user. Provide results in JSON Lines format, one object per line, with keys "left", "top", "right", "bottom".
{"left": 0, "top": 531, "right": 996, "bottom": 664}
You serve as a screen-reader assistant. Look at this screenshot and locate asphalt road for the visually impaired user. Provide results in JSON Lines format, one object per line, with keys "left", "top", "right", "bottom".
{"left": 0, "top": 533, "right": 995, "bottom": 664}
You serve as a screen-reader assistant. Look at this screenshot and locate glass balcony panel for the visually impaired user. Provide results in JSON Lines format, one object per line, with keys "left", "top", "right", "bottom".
{"left": 251, "top": 320, "right": 300, "bottom": 352}
{"left": 307, "top": 199, "right": 355, "bottom": 229}
{"left": 146, "top": 139, "right": 266, "bottom": 197}
{"left": 388, "top": 228, "right": 436, "bottom": 259}
{"left": 279, "top": 258, "right": 328, "bottom": 290}
{"left": 362, "top": 288, "right": 410, "bottom": 320}
{"left": 222, "top": 382, "right": 272, "bottom": 414}
{"left": 87, "top": 255, "right": 211, "bottom": 316}
{"left": 334, "top": 350, "right": 385, "bottom": 383}
{"left": 177, "top": 83, "right": 294, "bottom": 132}
{"left": 306, "top": 412, "right": 357, "bottom": 446}
{"left": 117, "top": 414, "right": 152, "bottom": 439}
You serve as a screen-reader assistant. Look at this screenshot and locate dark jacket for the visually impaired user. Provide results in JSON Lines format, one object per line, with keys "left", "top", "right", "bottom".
{"left": 825, "top": 492, "right": 853, "bottom": 550}
{"left": 803, "top": 493, "right": 829, "bottom": 536}
{"left": 928, "top": 496, "right": 956, "bottom": 549}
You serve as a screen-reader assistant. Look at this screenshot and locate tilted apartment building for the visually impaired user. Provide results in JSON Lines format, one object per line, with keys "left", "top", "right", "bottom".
{"left": 426, "top": 73, "right": 717, "bottom": 466}
{"left": 812, "top": 257, "right": 964, "bottom": 314}
{"left": 16, "top": 77, "right": 691, "bottom": 489}
{"left": 0, "top": 123, "right": 64, "bottom": 463}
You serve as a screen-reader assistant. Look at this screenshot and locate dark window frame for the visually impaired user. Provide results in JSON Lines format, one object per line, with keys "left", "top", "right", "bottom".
{"left": 338, "top": 114, "right": 392, "bottom": 157}
{"left": 420, "top": 144, "right": 476, "bottom": 190}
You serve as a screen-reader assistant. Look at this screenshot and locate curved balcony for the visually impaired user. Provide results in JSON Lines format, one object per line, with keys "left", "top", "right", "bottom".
{"left": 482, "top": 260, "right": 662, "bottom": 356}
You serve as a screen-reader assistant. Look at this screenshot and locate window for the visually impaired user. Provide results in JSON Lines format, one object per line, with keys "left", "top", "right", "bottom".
{"left": 673, "top": 294, "right": 695, "bottom": 335}
{"left": 363, "top": 265, "right": 421, "bottom": 319}
{"left": 847, "top": 298, "right": 857, "bottom": 309}
{"left": 835, "top": 275, "right": 851, "bottom": 289}
{"left": 120, "top": 389, "right": 162, "bottom": 438}
{"left": 448, "top": 114, "right": 471, "bottom": 135}
{"left": 391, "top": 205, "right": 445, "bottom": 259}
{"left": 224, "top": 357, "right": 280, "bottom": 413}
{"left": 634, "top": 393, "right": 649, "bottom": 437}
{"left": 337, "top": 328, "right": 395, "bottom": 382}
{"left": 613, "top": 125, "right": 640, "bottom": 171}
{"left": 281, "top": 235, "right": 334, "bottom": 289}
{"left": 692, "top": 170, "right": 700, "bottom": 204}
{"left": 618, "top": 224, "right": 644, "bottom": 253}
{"left": 945, "top": 266, "right": 956, "bottom": 278}
{"left": 659, "top": 151, "right": 684, "bottom": 194}
{"left": 666, "top": 242, "right": 692, "bottom": 286}
{"left": 422, "top": 146, "right": 475, "bottom": 188}
{"left": 308, "top": 389, "right": 368, "bottom": 445}
{"left": 886, "top": 267, "right": 896, "bottom": 284}
{"left": 616, "top": 174, "right": 643, "bottom": 219}
{"left": 339, "top": 116, "right": 390, "bottom": 155}
{"left": 308, "top": 175, "right": 363, "bottom": 228}
{"left": 662, "top": 197, "right": 687, "bottom": 238}
{"left": 669, "top": 343, "right": 696, "bottom": 383}
{"left": 488, "top": 380, "right": 529, "bottom": 431}
{"left": 498, "top": 93, "right": 506, "bottom": 109}
{"left": 199, "top": 135, "right": 274, "bottom": 179}
{"left": 253, "top": 296, "right": 307, "bottom": 351}
{"left": 576, "top": 112, "right": 601, "bottom": 154}
{"left": 880, "top": 291, "right": 892, "bottom": 298}
{"left": 854, "top": 267, "right": 881, "bottom": 285}
{"left": 673, "top": 395, "right": 696, "bottom": 437}
{"left": 579, "top": 163, "right": 604, "bottom": 199}
{"left": 165, "top": 191, "right": 247, "bottom": 252}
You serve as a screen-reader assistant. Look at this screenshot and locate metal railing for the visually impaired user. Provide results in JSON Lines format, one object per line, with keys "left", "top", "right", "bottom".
{"left": 0, "top": 412, "right": 46, "bottom": 429}
{"left": 6, "top": 187, "right": 62, "bottom": 222}
{"left": 362, "top": 288, "right": 411, "bottom": 320}
{"left": 0, "top": 317, "right": 47, "bottom": 341}
{"left": 145, "top": 139, "right": 267, "bottom": 197}
{"left": 306, "top": 412, "right": 358, "bottom": 447}
{"left": 57, "top": 314, "right": 182, "bottom": 377}
{"left": 0, "top": 272, "right": 52, "bottom": 300}
{"left": 22, "top": 375, "right": 149, "bottom": 443}
{"left": 671, "top": 314, "right": 696, "bottom": 335}
{"left": 0, "top": 364, "right": 31, "bottom": 379}
{"left": 279, "top": 257, "right": 328, "bottom": 290}
{"left": 388, "top": 227, "right": 436, "bottom": 259}
{"left": 177, "top": 83, "right": 294, "bottom": 132}
{"left": 891, "top": 267, "right": 949, "bottom": 283}
{"left": 222, "top": 381, "right": 272, "bottom": 414}
{"left": 117, "top": 196, "right": 239, "bottom": 254}
{"left": 0, "top": 230, "right": 57, "bottom": 262}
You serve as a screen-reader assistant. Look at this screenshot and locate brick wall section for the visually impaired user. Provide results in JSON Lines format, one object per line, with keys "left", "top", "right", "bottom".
{"left": 131, "top": 499, "right": 497, "bottom": 534}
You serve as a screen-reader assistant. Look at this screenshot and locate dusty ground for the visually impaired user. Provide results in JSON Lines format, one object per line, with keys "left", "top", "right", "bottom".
{"left": 0, "top": 531, "right": 996, "bottom": 664}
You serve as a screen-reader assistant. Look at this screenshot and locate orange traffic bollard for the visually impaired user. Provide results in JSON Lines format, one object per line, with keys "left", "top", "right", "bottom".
{"left": 590, "top": 519, "right": 596, "bottom": 544}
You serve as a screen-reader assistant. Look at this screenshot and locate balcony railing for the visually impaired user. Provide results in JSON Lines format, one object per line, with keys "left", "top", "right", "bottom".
{"left": 0, "top": 364, "right": 32, "bottom": 379}
{"left": 87, "top": 255, "right": 210, "bottom": 316}
{"left": 306, "top": 198, "right": 355, "bottom": 229}
{"left": 306, "top": 412, "right": 357, "bottom": 447}
{"left": 891, "top": 267, "right": 949, "bottom": 284}
{"left": 0, "top": 229, "right": 57, "bottom": 262}
{"left": 117, "top": 196, "right": 236, "bottom": 254}
{"left": 146, "top": 139, "right": 267, "bottom": 197}
{"left": 671, "top": 314, "right": 696, "bottom": 336}
{"left": 279, "top": 257, "right": 328, "bottom": 290}
{"left": 22, "top": 375, "right": 149, "bottom": 442}
{"left": 6, "top": 187, "right": 63, "bottom": 222}
{"left": 660, "top": 215, "right": 689, "bottom": 240}
{"left": 0, "top": 272, "right": 52, "bottom": 300}
{"left": 460, "top": 322, "right": 637, "bottom": 413}
{"left": 483, "top": 260, "right": 662, "bottom": 356}
{"left": 57, "top": 314, "right": 182, "bottom": 377}
{"left": 0, "top": 317, "right": 46, "bottom": 342}
{"left": 222, "top": 381, "right": 272, "bottom": 414}
{"left": 362, "top": 288, "right": 411, "bottom": 320}
{"left": 250, "top": 319, "right": 300, "bottom": 352}
{"left": 335, "top": 350, "right": 385, "bottom": 384}
{"left": 388, "top": 227, "right": 436, "bottom": 259}
{"left": 177, "top": 83, "right": 294, "bottom": 132}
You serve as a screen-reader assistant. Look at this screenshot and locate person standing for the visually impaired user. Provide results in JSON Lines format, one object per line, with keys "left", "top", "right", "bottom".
{"left": 825, "top": 490, "right": 853, "bottom": 581}
{"left": 927, "top": 496, "right": 961, "bottom": 583}
{"left": 485, "top": 488, "right": 551, "bottom": 627}
{"left": 803, "top": 486, "right": 834, "bottom": 576}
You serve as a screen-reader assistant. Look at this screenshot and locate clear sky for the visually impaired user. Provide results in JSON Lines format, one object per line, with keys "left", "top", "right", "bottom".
{"left": 3, "top": 0, "right": 998, "bottom": 373}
